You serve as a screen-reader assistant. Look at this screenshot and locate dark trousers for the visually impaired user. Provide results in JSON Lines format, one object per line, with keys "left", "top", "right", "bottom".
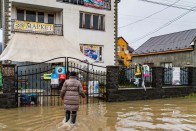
{"left": 65, "top": 110, "right": 77, "bottom": 124}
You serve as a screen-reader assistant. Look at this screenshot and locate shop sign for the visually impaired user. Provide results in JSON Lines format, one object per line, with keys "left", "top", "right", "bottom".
{"left": 51, "top": 74, "right": 59, "bottom": 84}
{"left": 59, "top": 74, "right": 66, "bottom": 80}
{"left": 14, "top": 20, "right": 54, "bottom": 32}
{"left": 55, "top": 66, "right": 66, "bottom": 74}
{"left": 172, "top": 67, "right": 181, "bottom": 85}
{"left": 43, "top": 74, "right": 51, "bottom": 80}
{"left": 83, "top": 0, "right": 111, "bottom": 10}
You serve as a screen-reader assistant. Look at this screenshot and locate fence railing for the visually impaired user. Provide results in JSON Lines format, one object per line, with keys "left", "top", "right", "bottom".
{"left": 163, "top": 67, "right": 189, "bottom": 86}
{"left": 119, "top": 66, "right": 190, "bottom": 88}
{"left": 118, "top": 66, "right": 152, "bottom": 88}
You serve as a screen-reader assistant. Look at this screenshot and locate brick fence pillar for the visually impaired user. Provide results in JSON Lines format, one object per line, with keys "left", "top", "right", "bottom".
{"left": 0, "top": 64, "right": 17, "bottom": 108}
{"left": 189, "top": 67, "right": 196, "bottom": 86}
{"left": 106, "top": 66, "right": 119, "bottom": 102}
{"left": 152, "top": 67, "right": 163, "bottom": 89}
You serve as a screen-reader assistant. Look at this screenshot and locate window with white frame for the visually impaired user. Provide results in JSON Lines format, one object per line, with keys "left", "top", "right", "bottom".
{"left": 16, "top": 9, "right": 55, "bottom": 24}
{"left": 80, "top": 44, "right": 103, "bottom": 62}
{"left": 79, "top": 12, "right": 105, "bottom": 31}
{"left": 117, "top": 46, "right": 120, "bottom": 52}
{"left": 122, "top": 45, "right": 124, "bottom": 52}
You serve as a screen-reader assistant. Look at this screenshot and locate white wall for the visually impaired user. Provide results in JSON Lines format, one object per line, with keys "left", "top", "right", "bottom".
{"left": 10, "top": 0, "right": 115, "bottom": 66}
{"left": 62, "top": 2, "right": 115, "bottom": 67}
{"left": 0, "top": 29, "right": 2, "bottom": 43}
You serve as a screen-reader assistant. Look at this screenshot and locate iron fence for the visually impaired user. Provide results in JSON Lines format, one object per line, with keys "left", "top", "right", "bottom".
{"left": 118, "top": 66, "right": 152, "bottom": 88}
{"left": 163, "top": 67, "right": 189, "bottom": 86}
{"left": 67, "top": 57, "right": 107, "bottom": 103}
{"left": 16, "top": 57, "right": 106, "bottom": 107}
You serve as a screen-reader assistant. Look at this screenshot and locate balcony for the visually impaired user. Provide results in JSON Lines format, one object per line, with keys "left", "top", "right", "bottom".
{"left": 11, "top": 20, "right": 63, "bottom": 36}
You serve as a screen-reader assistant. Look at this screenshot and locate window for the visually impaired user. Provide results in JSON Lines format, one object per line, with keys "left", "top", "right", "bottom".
{"left": 17, "top": 9, "right": 24, "bottom": 20}
{"left": 117, "top": 46, "right": 120, "bottom": 52}
{"left": 122, "top": 46, "right": 124, "bottom": 52}
{"left": 26, "top": 10, "right": 36, "bottom": 22}
{"left": 48, "top": 14, "right": 54, "bottom": 24}
{"left": 16, "top": 9, "right": 55, "bottom": 24}
{"left": 38, "top": 12, "right": 44, "bottom": 23}
{"left": 161, "top": 62, "right": 172, "bottom": 68}
{"left": 80, "top": 44, "right": 103, "bottom": 62}
{"left": 79, "top": 13, "right": 83, "bottom": 28}
{"left": 80, "top": 12, "right": 105, "bottom": 31}
{"left": 85, "top": 14, "right": 91, "bottom": 29}
{"left": 93, "top": 15, "right": 99, "bottom": 30}
{"left": 100, "top": 16, "right": 104, "bottom": 30}
{"left": 144, "top": 63, "right": 154, "bottom": 68}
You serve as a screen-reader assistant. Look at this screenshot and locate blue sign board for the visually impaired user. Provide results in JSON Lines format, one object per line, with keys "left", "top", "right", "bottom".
{"left": 51, "top": 73, "right": 58, "bottom": 79}
{"left": 55, "top": 66, "right": 66, "bottom": 74}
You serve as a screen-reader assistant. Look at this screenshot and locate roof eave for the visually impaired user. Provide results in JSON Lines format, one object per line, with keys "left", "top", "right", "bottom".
{"left": 132, "top": 48, "right": 193, "bottom": 57}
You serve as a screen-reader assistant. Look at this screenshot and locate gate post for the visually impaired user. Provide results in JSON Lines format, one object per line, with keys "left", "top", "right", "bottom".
{"left": 106, "top": 66, "right": 119, "bottom": 102}
{"left": 190, "top": 67, "right": 196, "bottom": 86}
{"left": 152, "top": 67, "right": 163, "bottom": 89}
{"left": 0, "top": 64, "right": 17, "bottom": 108}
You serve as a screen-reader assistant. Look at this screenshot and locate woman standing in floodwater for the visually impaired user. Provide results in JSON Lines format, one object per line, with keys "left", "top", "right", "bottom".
{"left": 60, "top": 71, "right": 85, "bottom": 124}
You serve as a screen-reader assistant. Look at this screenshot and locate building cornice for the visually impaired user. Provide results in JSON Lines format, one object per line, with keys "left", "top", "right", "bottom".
{"left": 132, "top": 48, "right": 193, "bottom": 57}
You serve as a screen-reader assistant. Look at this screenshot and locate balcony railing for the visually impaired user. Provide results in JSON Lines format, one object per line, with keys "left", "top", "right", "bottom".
{"left": 11, "top": 20, "right": 63, "bottom": 36}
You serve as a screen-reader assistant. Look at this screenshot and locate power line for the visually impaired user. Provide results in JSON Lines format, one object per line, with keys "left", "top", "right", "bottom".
{"left": 129, "top": 5, "right": 196, "bottom": 44}
{"left": 139, "top": 0, "right": 196, "bottom": 12}
{"left": 119, "top": 0, "right": 181, "bottom": 29}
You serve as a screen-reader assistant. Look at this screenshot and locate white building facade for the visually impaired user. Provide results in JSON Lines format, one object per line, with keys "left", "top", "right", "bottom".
{"left": 6, "top": 0, "right": 115, "bottom": 66}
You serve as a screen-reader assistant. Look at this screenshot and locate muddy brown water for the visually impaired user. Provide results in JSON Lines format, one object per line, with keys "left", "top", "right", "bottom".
{"left": 0, "top": 97, "right": 196, "bottom": 131}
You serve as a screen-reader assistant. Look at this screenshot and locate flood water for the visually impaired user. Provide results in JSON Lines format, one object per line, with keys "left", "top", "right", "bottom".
{"left": 0, "top": 97, "right": 196, "bottom": 131}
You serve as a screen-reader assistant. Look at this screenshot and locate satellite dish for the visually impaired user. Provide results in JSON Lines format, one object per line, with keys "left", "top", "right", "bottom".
{"left": 125, "top": 50, "right": 129, "bottom": 54}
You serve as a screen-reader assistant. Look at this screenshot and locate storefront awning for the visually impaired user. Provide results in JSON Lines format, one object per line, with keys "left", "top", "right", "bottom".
{"left": 0, "top": 33, "right": 94, "bottom": 63}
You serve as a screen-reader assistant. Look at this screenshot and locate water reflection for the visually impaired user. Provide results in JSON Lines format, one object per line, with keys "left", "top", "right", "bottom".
{"left": 0, "top": 98, "right": 195, "bottom": 131}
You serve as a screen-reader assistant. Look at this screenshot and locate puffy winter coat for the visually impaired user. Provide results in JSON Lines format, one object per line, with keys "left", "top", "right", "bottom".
{"left": 60, "top": 77, "right": 85, "bottom": 111}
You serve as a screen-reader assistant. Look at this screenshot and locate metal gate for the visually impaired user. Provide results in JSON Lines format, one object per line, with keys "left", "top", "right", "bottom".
{"left": 16, "top": 57, "right": 106, "bottom": 107}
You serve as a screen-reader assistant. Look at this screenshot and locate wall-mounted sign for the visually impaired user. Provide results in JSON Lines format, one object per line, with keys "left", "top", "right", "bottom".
{"left": 14, "top": 20, "right": 54, "bottom": 32}
{"left": 55, "top": 66, "right": 66, "bottom": 74}
{"left": 51, "top": 73, "right": 59, "bottom": 84}
{"left": 59, "top": 74, "right": 66, "bottom": 80}
{"left": 80, "top": 44, "right": 102, "bottom": 61}
{"left": 172, "top": 67, "right": 181, "bottom": 85}
{"left": 43, "top": 74, "right": 51, "bottom": 80}
{"left": 83, "top": 0, "right": 111, "bottom": 10}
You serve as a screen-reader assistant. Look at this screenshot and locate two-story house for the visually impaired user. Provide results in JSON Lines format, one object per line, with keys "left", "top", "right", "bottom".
{"left": 117, "top": 37, "right": 134, "bottom": 67}
{"left": 0, "top": 0, "right": 115, "bottom": 66}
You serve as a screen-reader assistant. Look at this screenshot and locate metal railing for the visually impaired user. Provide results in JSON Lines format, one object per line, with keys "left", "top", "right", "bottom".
{"left": 11, "top": 19, "right": 63, "bottom": 36}
{"left": 118, "top": 66, "right": 152, "bottom": 88}
{"left": 163, "top": 67, "right": 189, "bottom": 86}
{"left": 16, "top": 57, "right": 106, "bottom": 107}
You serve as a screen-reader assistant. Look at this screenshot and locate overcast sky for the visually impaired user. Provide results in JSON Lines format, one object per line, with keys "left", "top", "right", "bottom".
{"left": 118, "top": 0, "right": 196, "bottom": 49}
